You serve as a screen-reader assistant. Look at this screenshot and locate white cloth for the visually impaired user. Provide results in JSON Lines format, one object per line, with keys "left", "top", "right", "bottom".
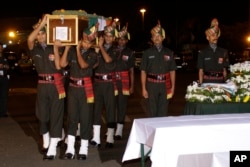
{"left": 122, "top": 113, "right": 250, "bottom": 167}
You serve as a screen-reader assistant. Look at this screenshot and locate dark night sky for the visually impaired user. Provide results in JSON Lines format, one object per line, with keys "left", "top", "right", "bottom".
{"left": 0, "top": 0, "right": 249, "bottom": 51}
{"left": 0, "top": 1, "right": 249, "bottom": 25}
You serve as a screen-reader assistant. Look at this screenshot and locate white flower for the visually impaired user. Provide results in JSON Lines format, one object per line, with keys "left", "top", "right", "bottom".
{"left": 211, "top": 95, "right": 223, "bottom": 103}
{"left": 222, "top": 95, "right": 231, "bottom": 102}
{"left": 185, "top": 61, "right": 250, "bottom": 103}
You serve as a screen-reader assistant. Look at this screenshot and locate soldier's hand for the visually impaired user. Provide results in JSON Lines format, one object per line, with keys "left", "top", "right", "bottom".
{"left": 54, "top": 40, "right": 63, "bottom": 47}
{"left": 98, "top": 36, "right": 104, "bottom": 47}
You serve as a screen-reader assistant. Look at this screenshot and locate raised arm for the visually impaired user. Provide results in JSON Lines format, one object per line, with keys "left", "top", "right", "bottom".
{"left": 27, "top": 14, "right": 49, "bottom": 50}
{"left": 98, "top": 36, "right": 112, "bottom": 63}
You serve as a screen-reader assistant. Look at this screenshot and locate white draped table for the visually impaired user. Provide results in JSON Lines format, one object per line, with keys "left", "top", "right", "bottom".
{"left": 122, "top": 113, "right": 250, "bottom": 167}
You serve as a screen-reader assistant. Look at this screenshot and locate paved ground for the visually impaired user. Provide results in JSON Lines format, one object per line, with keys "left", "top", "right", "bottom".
{"left": 0, "top": 70, "right": 197, "bottom": 167}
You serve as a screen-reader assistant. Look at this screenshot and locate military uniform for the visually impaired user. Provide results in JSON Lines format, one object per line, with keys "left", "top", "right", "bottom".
{"left": 30, "top": 44, "right": 65, "bottom": 138}
{"left": 66, "top": 47, "right": 97, "bottom": 136}
{"left": 197, "top": 18, "right": 230, "bottom": 84}
{"left": 140, "top": 46, "right": 177, "bottom": 117}
{"left": 61, "top": 46, "right": 97, "bottom": 160}
{"left": 115, "top": 47, "right": 134, "bottom": 116}
{"left": 197, "top": 46, "right": 229, "bottom": 83}
{"left": 28, "top": 15, "right": 66, "bottom": 160}
{"left": 114, "top": 24, "right": 135, "bottom": 139}
{"left": 93, "top": 45, "right": 117, "bottom": 129}
{"left": 60, "top": 23, "right": 99, "bottom": 160}
{"left": 91, "top": 22, "right": 119, "bottom": 148}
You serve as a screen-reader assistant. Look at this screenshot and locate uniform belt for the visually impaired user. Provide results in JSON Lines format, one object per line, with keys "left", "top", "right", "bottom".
{"left": 116, "top": 72, "right": 121, "bottom": 80}
{"left": 204, "top": 72, "right": 223, "bottom": 77}
{"left": 38, "top": 75, "right": 54, "bottom": 81}
{"left": 94, "top": 74, "right": 112, "bottom": 81}
{"left": 63, "top": 70, "right": 69, "bottom": 76}
{"left": 147, "top": 74, "right": 166, "bottom": 81}
{"left": 70, "top": 79, "right": 84, "bottom": 86}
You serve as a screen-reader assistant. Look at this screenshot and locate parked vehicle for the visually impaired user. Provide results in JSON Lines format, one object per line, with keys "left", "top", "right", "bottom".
{"left": 17, "top": 54, "right": 36, "bottom": 74}
{"left": 174, "top": 54, "right": 187, "bottom": 70}
{"left": 134, "top": 51, "right": 143, "bottom": 69}
{"left": 3, "top": 51, "right": 19, "bottom": 74}
{"left": 174, "top": 50, "right": 197, "bottom": 71}
{"left": 3, "top": 51, "right": 36, "bottom": 74}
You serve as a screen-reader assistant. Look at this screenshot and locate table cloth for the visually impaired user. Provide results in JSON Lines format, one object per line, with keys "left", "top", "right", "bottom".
{"left": 122, "top": 113, "right": 250, "bottom": 167}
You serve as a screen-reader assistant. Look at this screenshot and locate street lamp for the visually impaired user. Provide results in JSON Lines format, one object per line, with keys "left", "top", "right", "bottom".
{"left": 8, "top": 31, "right": 16, "bottom": 45}
{"left": 9, "top": 31, "right": 15, "bottom": 38}
{"left": 247, "top": 36, "right": 250, "bottom": 48}
{"left": 140, "top": 8, "right": 146, "bottom": 31}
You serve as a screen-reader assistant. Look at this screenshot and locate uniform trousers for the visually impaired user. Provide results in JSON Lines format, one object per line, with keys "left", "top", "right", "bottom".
{"left": 66, "top": 86, "right": 93, "bottom": 139}
{"left": 36, "top": 83, "right": 64, "bottom": 137}
{"left": 115, "top": 80, "right": 128, "bottom": 124}
{"left": 93, "top": 81, "right": 116, "bottom": 128}
{"left": 146, "top": 81, "right": 169, "bottom": 117}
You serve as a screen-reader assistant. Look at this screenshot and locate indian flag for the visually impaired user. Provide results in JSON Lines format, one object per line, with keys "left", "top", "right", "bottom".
{"left": 98, "top": 17, "right": 112, "bottom": 31}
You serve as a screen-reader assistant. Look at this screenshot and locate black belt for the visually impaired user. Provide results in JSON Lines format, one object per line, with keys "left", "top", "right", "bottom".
{"left": 70, "top": 79, "right": 84, "bottom": 86}
{"left": 204, "top": 72, "right": 223, "bottom": 77}
{"left": 38, "top": 75, "right": 54, "bottom": 81}
{"left": 94, "top": 74, "right": 112, "bottom": 80}
{"left": 147, "top": 74, "right": 166, "bottom": 81}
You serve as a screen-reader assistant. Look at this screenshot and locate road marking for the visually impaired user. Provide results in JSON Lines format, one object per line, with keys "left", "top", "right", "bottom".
{"left": 8, "top": 88, "right": 37, "bottom": 95}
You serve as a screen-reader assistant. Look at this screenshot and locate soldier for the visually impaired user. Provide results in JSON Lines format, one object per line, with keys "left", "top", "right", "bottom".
{"left": 140, "top": 20, "right": 177, "bottom": 117}
{"left": 197, "top": 18, "right": 230, "bottom": 84}
{"left": 60, "top": 23, "right": 98, "bottom": 160}
{"left": 27, "top": 14, "right": 66, "bottom": 160}
{"left": 114, "top": 23, "right": 135, "bottom": 140}
{"left": 90, "top": 21, "right": 118, "bottom": 148}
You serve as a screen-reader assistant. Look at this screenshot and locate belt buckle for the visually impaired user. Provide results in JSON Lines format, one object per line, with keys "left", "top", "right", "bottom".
{"left": 46, "top": 76, "right": 52, "bottom": 81}
{"left": 77, "top": 80, "right": 82, "bottom": 85}
{"left": 157, "top": 75, "right": 162, "bottom": 80}
{"left": 116, "top": 73, "right": 121, "bottom": 79}
{"left": 63, "top": 71, "right": 69, "bottom": 76}
{"left": 102, "top": 74, "right": 108, "bottom": 80}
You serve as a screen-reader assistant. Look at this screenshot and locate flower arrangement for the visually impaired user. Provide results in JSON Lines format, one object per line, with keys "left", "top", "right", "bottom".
{"left": 185, "top": 81, "right": 233, "bottom": 103}
{"left": 185, "top": 61, "right": 250, "bottom": 103}
{"left": 229, "top": 61, "right": 250, "bottom": 102}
